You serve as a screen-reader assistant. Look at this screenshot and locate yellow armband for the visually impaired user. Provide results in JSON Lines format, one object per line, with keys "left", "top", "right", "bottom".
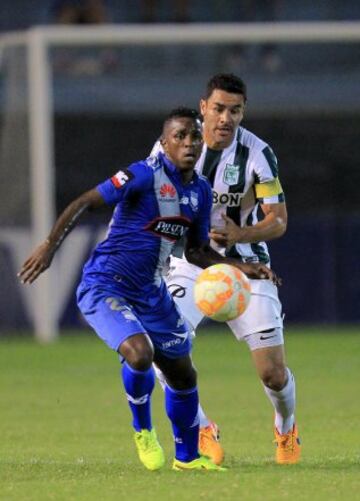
{"left": 254, "top": 178, "right": 283, "bottom": 199}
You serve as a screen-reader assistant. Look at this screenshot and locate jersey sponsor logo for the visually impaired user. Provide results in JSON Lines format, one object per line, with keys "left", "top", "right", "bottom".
{"left": 145, "top": 216, "right": 191, "bottom": 241}
{"left": 213, "top": 190, "right": 243, "bottom": 207}
{"left": 162, "top": 338, "right": 181, "bottom": 349}
{"left": 111, "top": 169, "right": 133, "bottom": 188}
{"left": 160, "top": 183, "right": 177, "bottom": 200}
{"left": 223, "top": 163, "right": 240, "bottom": 186}
{"left": 162, "top": 331, "right": 188, "bottom": 350}
{"left": 168, "top": 284, "right": 187, "bottom": 298}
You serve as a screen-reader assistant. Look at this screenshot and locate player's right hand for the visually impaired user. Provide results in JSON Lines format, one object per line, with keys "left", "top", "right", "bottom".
{"left": 235, "top": 262, "right": 282, "bottom": 286}
{"left": 18, "top": 241, "right": 55, "bottom": 284}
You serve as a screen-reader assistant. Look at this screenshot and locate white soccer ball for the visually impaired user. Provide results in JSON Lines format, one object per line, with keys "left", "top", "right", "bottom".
{"left": 194, "top": 263, "right": 251, "bottom": 322}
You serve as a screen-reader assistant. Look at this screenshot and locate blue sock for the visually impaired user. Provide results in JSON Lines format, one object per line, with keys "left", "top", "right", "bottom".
{"left": 121, "top": 362, "right": 155, "bottom": 432}
{"left": 165, "top": 385, "right": 200, "bottom": 462}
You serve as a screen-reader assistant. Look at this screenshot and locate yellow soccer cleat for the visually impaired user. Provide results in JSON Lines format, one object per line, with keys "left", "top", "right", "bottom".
{"left": 199, "top": 422, "right": 225, "bottom": 465}
{"left": 134, "top": 428, "right": 165, "bottom": 471}
{"left": 173, "top": 455, "right": 227, "bottom": 471}
{"left": 274, "top": 423, "right": 301, "bottom": 464}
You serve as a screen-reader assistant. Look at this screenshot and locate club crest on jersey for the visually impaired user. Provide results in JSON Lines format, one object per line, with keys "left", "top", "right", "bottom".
{"left": 180, "top": 191, "right": 199, "bottom": 212}
{"left": 223, "top": 164, "right": 240, "bottom": 186}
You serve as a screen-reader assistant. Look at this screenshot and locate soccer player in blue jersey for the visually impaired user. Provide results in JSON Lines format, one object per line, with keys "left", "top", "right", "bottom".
{"left": 19, "top": 107, "right": 276, "bottom": 472}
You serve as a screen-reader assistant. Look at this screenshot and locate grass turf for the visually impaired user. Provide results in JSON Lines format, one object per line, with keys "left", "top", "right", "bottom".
{"left": 1, "top": 326, "right": 359, "bottom": 500}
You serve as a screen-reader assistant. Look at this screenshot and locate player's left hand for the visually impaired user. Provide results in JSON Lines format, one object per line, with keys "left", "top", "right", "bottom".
{"left": 18, "top": 240, "right": 55, "bottom": 284}
{"left": 209, "top": 214, "right": 246, "bottom": 247}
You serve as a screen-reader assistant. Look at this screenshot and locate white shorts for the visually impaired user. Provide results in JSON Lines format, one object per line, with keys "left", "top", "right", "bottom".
{"left": 166, "top": 257, "right": 284, "bottom": 352}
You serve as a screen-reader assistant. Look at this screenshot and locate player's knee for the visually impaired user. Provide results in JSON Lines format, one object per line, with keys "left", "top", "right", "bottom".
{"left": 120, "top": 338, "right": 154, "bottom": 371}
{"left": 129, "top": 352, "right": 153, "bottom": 371}
{"left": 261, "top": 364, "right": 287, "bottom": 391}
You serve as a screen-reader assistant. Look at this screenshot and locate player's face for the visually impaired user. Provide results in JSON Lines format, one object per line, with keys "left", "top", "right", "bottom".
{"left": 161, "top": 117, "right": 203, "bottom": 176}
{"left": 200, "top": 89, "right": 245, "bottom": 150}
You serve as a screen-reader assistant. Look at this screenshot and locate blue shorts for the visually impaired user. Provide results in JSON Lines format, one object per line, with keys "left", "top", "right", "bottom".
{"left": 76, "top": 282, "right": 192, "bottom": 358}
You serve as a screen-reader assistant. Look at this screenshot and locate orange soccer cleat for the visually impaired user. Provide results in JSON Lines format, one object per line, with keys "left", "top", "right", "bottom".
{"left": 199, "top": 422, "right": 225, "bottom": 465}
{"left": 274, "top": 423, "right": 301, "bottom": 464}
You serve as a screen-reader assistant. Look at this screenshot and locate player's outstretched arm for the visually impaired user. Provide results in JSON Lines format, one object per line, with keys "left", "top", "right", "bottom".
{"left": 18, "top": 188, "right": 105, "bottom": 284}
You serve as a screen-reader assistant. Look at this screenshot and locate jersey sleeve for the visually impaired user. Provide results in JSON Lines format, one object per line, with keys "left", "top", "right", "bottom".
{"left": 96, "top": 161, "right": 152, "bottom": 206}
{"left": 252, "top": 145, "right": 285, "bottom": 204}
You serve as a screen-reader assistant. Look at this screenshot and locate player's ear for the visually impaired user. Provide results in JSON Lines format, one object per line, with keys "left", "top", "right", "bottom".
{"left": 160, "top": 136, "right": 167, "bottom": 152}
{"left": 199, "top": 99, "right": 206, "bottom": 117}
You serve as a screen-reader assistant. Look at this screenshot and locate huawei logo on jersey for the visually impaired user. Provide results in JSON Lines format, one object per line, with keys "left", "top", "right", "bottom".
{"left": 160, "top": 183, "right": 176, "bottom": 198}
{"left": 145, "top": 216, "right": 191, "bottom": 242}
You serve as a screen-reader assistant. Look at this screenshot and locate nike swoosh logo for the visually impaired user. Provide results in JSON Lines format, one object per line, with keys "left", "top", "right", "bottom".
{"left": 171, "top": 332, "right": 189, "bottom": 342}
{"left": 260, "top": 334, "right": 276, "bottom": 340}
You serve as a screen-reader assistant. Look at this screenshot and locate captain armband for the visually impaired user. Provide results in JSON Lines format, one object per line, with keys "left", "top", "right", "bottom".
{"left": 254, "top": 177, "right": 283, "bottom": 200}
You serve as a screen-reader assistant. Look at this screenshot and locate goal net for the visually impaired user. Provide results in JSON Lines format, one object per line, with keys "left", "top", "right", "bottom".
{"left": 0, "top": 22, "right": 359, "bottom": 340}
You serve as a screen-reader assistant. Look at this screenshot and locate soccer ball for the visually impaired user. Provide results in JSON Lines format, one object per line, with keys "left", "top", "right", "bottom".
{"left": 194, "top": 263, "right": 251, "bottom": 322}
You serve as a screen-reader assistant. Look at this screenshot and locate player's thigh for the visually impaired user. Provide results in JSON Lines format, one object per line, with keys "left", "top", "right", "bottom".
{"left": 166, "top": 266, "right": 204, "bottom": 331}
{"left": 77, "top": 285, "right": 147, "bottom": 352}
{"left": 227, "top": 279, "right": 283, "bottom": 341}
{"left": 138, "top": 286, "right": 193, "bottom": 359}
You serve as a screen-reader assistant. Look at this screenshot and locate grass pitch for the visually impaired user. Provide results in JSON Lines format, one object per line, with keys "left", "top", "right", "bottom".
{"left": 1, "top": 326, "right": 359, "bottom": 500}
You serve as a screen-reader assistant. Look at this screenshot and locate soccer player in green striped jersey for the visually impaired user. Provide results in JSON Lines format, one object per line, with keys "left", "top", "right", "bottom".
{"left": 153, "top": 73, "right": 301, "bottom": 465}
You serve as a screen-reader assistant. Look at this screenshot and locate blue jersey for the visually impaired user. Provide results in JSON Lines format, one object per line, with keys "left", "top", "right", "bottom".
{"left": 81, "top": 152, "right": 212, "bottom": 300}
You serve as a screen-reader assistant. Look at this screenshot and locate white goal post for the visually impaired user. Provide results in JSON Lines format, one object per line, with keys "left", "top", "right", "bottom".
{"left": 1, "top": 21, "right": 359, "bottom": 342}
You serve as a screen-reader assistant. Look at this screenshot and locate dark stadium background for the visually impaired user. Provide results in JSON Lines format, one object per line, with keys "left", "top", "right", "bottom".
{"left": 53, "top": 114, "right": 360, "bottom": 325}
{"left": 1, "top": 0, "right": 359, "bottom": 329}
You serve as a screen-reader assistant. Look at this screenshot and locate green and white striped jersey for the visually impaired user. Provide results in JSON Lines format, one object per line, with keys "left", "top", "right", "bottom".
{"left": 150, "top": 126, "right": 284, "bottom": 264}
{"left": 197, "top": 126, "right": 284, "bottom": 264}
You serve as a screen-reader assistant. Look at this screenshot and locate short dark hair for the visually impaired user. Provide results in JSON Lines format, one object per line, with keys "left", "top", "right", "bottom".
{"left": 162, "top": 107, "right": 202, "bottom": 135}
{"left": 164, "top": 107, "right": 201, "bottom": 126}
{"left": 204, "top": 73, "right": 247, "bottom": 101}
